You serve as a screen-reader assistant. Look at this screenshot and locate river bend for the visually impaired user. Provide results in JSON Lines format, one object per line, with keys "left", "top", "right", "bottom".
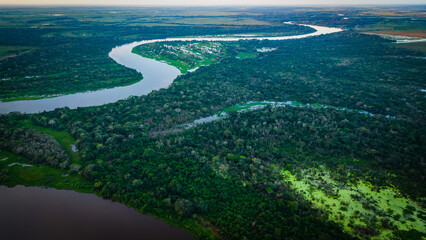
{"left": 0, "top": 24, "right": 342, "bottom": 114}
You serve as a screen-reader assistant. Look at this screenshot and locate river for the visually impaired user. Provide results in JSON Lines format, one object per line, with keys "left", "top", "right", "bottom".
{"left": 0, "top": 24, "right": 343, "bottom": 239}
{"left": 366, "top": 33, "right": 426, "bottom": 44}
{"left": 0, "top": 185, "right": 194, "bottom": 240}
{"left": 0, "top": 23, "right": 342, "bottom": 114}
{"left": 0, "top": 24, "right": 346, "bottom": 239}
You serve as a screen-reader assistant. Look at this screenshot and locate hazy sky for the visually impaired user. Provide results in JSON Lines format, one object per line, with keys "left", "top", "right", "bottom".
{"left": 1, "top": 0, "right": 425, "bottom": 6}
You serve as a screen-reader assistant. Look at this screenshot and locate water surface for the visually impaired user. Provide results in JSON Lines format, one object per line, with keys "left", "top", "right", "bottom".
{"left": 0, "top": 24, "right": 342, "bottom": 114}
{"left": 0, "top": 185, "right": 195, "bottom": 240}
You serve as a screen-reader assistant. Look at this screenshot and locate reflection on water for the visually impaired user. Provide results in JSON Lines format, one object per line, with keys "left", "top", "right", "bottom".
{"left": 0, "top": 186, "right": 195, "bottom": 240}
{"left": 0, "top": 43, "right": 180, "bottom": 114}
{"left": 365, "top": 32, "right": 426, "bottom": 44}
{"left": 0, "top": 24, "right": 342, "bottom": 114}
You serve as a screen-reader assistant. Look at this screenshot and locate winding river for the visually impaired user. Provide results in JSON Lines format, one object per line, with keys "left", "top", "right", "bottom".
{"left": 0, "top": 23, "right": 342, "bottom": 114}
{"left": 0, "top": 24, "right": 344, "bottom": 239}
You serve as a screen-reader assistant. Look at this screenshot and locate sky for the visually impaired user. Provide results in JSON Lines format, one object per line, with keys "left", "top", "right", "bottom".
{"left": 0, "top": 0, "right": 425, "bottom": 6}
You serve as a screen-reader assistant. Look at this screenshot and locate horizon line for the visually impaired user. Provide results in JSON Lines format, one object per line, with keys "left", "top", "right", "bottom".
{"left": 0, "top": 3, "right": 425, "bottom": 7}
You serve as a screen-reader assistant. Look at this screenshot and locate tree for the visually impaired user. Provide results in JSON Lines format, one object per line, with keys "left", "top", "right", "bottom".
{"left": 174, "top": 198, "right": 194, "bottom": 217}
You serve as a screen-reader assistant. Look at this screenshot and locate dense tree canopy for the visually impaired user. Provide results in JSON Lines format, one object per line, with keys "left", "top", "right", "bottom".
{"left": 1, "top": 7, "right": 425, "bottom": 240}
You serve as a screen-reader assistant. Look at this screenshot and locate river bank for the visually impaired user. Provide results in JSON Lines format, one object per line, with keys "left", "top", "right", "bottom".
{"left": 0, "top": 23, "right": 342, "bottom": 114}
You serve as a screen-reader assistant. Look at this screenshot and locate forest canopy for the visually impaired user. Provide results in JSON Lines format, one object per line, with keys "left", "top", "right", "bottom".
{"left": 0, "top": 6, "right": 425, "bottom": 240}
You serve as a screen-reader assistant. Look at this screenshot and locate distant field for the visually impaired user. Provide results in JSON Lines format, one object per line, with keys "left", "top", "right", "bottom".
{"left": 395, "top": 42, "right": 426, "bottom": 53}
{"left": 0, "top": 7, "right": 286, "bottom": 99}
{"left": 164, "top": 17, "right": 272, "bottom": 26}
{"left": 361, "top": 10, "right": 426, "bottom": 18}
{"left": 0, "top": 8, "right": 265, "bottom": 28}
{"left": 126, "top": 22, "right": 182, "bottom": 27}
{"left": 236, "top": 52, "right": 257, "bottom": 59}
{"left": 165, "top": 10, "right": 244, "bottom": 17}
{"left": 0, "top": 46, "right": 38, "bottom": 59}
{"left": 371, "top": 31, "right": 426, "bottom": 38}
{"left": 358, "top": 21, "right": 426, "bottom": 34}
{"left": 0, "top": 6, "right": 425, "bottom": 240}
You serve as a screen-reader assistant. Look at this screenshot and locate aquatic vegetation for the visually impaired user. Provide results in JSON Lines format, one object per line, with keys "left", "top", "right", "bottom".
{"left": 281, "top": 168, "right": 426, "bottom": 239}
{"left": 0, "top": 7, "right": 425, "bottom": 240}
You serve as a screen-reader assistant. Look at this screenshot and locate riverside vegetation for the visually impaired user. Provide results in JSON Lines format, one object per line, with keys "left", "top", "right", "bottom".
{"left": 1, "top": 6, "right": 425, "bottom": 240}
{"left": 132, "top": 42, "right": 226, "bottom": 74}
{"left": 0, "top": 7, "right": 311, "bottom": 101}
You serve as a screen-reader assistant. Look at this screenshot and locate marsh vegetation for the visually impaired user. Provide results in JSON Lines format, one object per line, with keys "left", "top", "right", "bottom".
{"left": 0, "top": 6, "right": 425, "bottom": 240}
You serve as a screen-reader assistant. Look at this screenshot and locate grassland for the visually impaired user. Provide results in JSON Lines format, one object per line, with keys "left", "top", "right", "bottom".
{"left": 356, "top": 19, "right": 426, "bottom": 54}
{"left": 1, "top": 6, "right": 425, "bottom": 240}
{"left": 360, "top": 8, "right": 426, "bottom": 18}
{"left": 0, "top": 118, "right": 92, "bottom": 193}
{"left": 0, "top": 150, "right": 90, "bottom": 191}
{"left": 163, "top": 17, "right": 271, "bottom": 26}
{"left": 0, "top": 45, "right": 38, "bottom": 59}
{"left": 281, "top": 167, "right": 426, "bottom": 239}
{"left": 20, "top": 120, "right": 81, "bottom": 165}
{"left": 371, "top": 31, "right": 426, "bottom": 38}
{"left": 236, "top": 52, "right": 258, "bottom": 59}
{"left": 0, "top": 8, "right": 269, "bottom": 29}
{"left": 1, "top": 95, "right": 59, "bottom": 102}
{"left": 0, "top": 7, "right": 314, "bottom": 100}
{"left": 358, "top": 20, "right": 426, "bottom": 36}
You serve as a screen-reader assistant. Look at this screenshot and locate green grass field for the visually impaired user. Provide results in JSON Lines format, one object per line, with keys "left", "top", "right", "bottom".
{"left": 236, "top": 52, "right": 258, "bottom": 59}
{"left": 0, "top": 150, "right": 90, "bottom": 191}
{"left": 0, "top": 45, "right": 38, "bottom": 58}
{"left": 359, "top": 21, "right": 426, "bottom": 33}
{"left": 0, "top": 120, "right": 90, "bottom": 191}
{"left": 1, "top": 95, "right": 59, "bottom": 102}
{"left": 164, "top": 17, "right": 271, "bottom": 26}
{"left": 21, "top": 120, "right": 81, "bottom": 165}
